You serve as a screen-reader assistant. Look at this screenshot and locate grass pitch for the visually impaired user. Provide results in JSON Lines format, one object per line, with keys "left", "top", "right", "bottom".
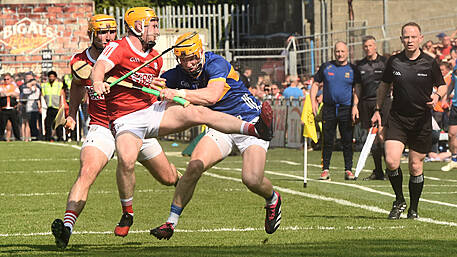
{"left": 1, "top": 140, "right": 456, "bottom": 256}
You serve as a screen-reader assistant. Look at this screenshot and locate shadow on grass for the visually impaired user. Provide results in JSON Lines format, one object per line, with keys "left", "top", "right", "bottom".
{"left": 1, "top": 239, "right": 457, "bottom": 256}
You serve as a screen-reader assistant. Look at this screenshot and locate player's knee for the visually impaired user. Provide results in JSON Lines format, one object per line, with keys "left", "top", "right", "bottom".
{"left": 78, "top": 165, "right": 99, "bottom": 186}
{"left": 242, "top": 172, "right": 262, "bottom": 189}
{"left": 409, "top": 161, "right": 423, "bottom": 175}
{"left": 186, "top": 160, "right": 205, "bottom": 180}
{"left": 158, "top": 170, "right": 177, "bottom": 186}
{"left": 118, "top": 159, "right": 136, "bottom": 173}
{"left": 187, "top": 105, "right": 209, "bottom": 123}
{"left": 384, "top": 157, "right": 399, "bottom": 170}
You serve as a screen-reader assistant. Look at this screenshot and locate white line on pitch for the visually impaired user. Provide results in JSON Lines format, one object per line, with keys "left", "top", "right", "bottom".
{"left": 0, "top": 225, "right": 406, "bottom": 237}
{"left": 204, "top": 172, "right": 457, "bottom": 227}
{"left": 3, "top": 170, "right": 69, "bottom": 174}
{"left": 210, "top": 166, "right": 457, "bottom": 208}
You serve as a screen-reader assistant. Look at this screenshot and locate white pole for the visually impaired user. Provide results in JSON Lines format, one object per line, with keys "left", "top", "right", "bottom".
{"left": 304, "top": 137, "right": 308, "bottom": 187}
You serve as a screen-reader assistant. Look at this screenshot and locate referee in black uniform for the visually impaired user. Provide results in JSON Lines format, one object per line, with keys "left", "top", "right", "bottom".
{"left": 354, "top": 36, "right": 389, "bottom": 180}
{"left": 371, "top": 22, "right": 446, "bottom": 219}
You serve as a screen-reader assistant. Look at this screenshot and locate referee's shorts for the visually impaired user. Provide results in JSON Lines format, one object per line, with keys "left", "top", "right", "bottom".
{"left": 384, "top": 110, "right": 432, "bottom": 154}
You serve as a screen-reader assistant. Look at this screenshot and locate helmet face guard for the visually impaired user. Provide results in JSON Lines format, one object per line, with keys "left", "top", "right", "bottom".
{"left": 88, "top": 14, "right": 117, "bottom": 49}
{"left": 174, "top": 32, "right": 204, "bottom": 77}
{"left": 88, "top": 14, "right": 117, "bottom": 37}
{"left": 124, "top": 7, "right": 159, "bottom": 37}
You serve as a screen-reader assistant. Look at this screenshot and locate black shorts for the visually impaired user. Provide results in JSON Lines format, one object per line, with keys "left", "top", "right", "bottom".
{"left": 358, "top": 98, "right": 391, "bottom": 129}
{"left": 448, "top": 105, "right": 457, "bottom": 126}
{"left": 384, "top": 110, "right": 432, "bottom": 154}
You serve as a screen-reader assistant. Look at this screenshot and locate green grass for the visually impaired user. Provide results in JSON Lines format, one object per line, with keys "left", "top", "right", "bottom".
{"left": 1, "top": 140, "right": 457, "bottom": 256}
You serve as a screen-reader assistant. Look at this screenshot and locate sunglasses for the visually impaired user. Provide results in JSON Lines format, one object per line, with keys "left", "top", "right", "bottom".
{"left": 99, "top": 30, "right": 117, "bottom": 35}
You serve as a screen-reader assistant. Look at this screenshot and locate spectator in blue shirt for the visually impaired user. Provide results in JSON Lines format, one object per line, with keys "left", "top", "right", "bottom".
{"left": 282, "top": 76, "right": 304, "bottom": 106}
{"left": 311, "top": 41, "right": 360, "bottom": 181}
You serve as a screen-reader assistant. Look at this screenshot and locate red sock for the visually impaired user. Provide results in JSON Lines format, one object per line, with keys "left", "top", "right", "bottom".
{"left": 64, "top": 210, "right": 79, "bottom": 232}
{"left": 121, "top": 197, "right": 134, "bottom": 215}
{"left": 241, "top": 121, "right": 258, "bottom": 137}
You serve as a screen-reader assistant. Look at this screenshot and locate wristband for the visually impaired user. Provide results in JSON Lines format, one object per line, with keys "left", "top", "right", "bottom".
{"left": 374, "top": 108, "right": 381, "bottom": 112}
{"left": 176, "top": 89, "right": 186, "bottom": 99}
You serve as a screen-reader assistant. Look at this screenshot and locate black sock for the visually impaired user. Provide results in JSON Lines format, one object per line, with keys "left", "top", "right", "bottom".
{"left": 372, "top": 143, "right": 384, "bottom": 177}
{"left": 409, "top": 174, "right": 424, "bottom": 212}
{"left": 386, "top": 167, "right": 404, "bottom": 202}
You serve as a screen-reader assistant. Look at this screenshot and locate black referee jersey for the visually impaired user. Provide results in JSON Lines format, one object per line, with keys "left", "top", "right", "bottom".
{"left": 383, "top": 50, "right": 445, "bottom": 116}
{"left": 356, "top": 54, "right": 387, "bottom": 100}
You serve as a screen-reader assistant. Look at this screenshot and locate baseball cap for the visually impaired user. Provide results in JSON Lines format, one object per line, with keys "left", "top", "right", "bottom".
{"left": 436, "top": 32, "right": 447, "bottom": 39}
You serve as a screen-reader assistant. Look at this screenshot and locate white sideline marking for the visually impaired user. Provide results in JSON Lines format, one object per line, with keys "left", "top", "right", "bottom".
{"left": 7, "top": 142, "right": 456, "bottom": 226}
{"left": 210, "top": 166, "right": 457, "bottom": 208}
{"left": 263, "top": 170, "right": 457, "bottom": 208}
{"left": 204, "top": 172, "right": 457, "bottom": 227}
{"left": 3, "top": 170, "right": 69, "bottom": 174}
{"left": 0, "top": 158, "right": 79, "bottom": 162}
{"left": 0, "top": 225, "right": 406, "bottom": 237}
{"left": 279, "top": 160, "right": 301, "bottom": 165}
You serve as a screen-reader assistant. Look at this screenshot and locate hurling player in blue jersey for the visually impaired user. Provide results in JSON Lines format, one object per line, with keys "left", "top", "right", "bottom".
{"left": 150, "top": 32, "right": 281, "bottom": 239}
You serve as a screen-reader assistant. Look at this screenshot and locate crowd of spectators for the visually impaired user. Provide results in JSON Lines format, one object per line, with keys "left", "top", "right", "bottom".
{"left": 0, "top": 71, "right": 76, "bottom": 142}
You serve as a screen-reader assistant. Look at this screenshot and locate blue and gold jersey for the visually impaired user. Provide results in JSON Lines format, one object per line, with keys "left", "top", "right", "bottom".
{"left": 161, "top": 52, "right": 261, "bottom": 122}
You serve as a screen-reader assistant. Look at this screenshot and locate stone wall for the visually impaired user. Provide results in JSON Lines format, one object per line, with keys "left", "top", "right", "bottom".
{"left": 311, "top": 0, "right": 457, "bottom": 55}
{"left": 0, "top": 1, "right": 94, "bottom": 78}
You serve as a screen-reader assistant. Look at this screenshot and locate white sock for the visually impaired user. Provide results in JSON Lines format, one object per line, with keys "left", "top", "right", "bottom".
{"left": 266, "top": 191, "right": 278, "bottom": 205}
{"left": 166, "top": 212, "right": 180, "bottom": 227}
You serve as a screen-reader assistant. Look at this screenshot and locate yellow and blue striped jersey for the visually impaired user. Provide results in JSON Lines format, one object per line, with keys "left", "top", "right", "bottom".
{"left": 161, "top": 52, "right": 261, "bottom": 122}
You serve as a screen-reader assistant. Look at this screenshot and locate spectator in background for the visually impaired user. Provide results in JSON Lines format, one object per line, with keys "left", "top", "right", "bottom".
{"left": 437, "top": 34, "right": 452, "bottom": 60}
{"left": 19, "top": 73, "right": 33, "bottom": 141}
{"left": 23, "top": 72, "right": 42, "bottom": 140}
{"left": 311, "top": 41, "right": 359, "bottom": 181}
{"left": 353, "top": 35, "right": 389, "bottom": 180}
{"left": 41, "top": 70, "right": 66, "bottom": 141}
{"left": 243, "top": 67, "right": 253, "bottom": 88}
{"left": 270, "top": 83, "right": 282, "bottom": 99}
{"left": 0, "top": 73, "right": 21, "bottom": 141}
{"left": 422, "top": 40, "right": 437, "bottom": 59}
{"left": 441, "top": 60, "right": 457, "bottom": 172}
{"left": 282, "top": 75, "right": 304, "bottom": 105}
{"left": 230, "top": 60, "right": 250, "bottom": 89}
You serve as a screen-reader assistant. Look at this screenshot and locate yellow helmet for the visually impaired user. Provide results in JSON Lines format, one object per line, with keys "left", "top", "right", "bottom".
{"left": 124, "top": 7, "right": 158, "bottom": 36}
{"left": 174, "top": 32, "right": 203, "bottom": 59}
{"left": 88, "top": 14, "right": 117, "bottom": 37}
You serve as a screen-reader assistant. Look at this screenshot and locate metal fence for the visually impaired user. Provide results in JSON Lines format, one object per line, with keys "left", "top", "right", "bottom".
{"left": 103, "top": 3, "right": 252, "bottom": 56}
{"left": 290, "top": 14, "right": 457, "bottom": 77}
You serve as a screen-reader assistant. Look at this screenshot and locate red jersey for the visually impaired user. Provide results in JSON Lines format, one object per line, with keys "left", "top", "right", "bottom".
{"left": 98, "top": 36, "right": 162, "bottom": 121}
{"left": 70, "top": 48, "right": 109, "bottom": 128}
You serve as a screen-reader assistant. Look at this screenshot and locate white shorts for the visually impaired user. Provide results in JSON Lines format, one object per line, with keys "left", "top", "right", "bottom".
{"left": 82, "top": 124, "right": 162, "bottom": 161}
{"left": 206, "top": 117, "right": 269, "bottom": 158}
{"left": 112, "top": 101, "right": 168, "bottom": 139}
{"left": 82, "top": 125, "right": 116, "bottom": 159}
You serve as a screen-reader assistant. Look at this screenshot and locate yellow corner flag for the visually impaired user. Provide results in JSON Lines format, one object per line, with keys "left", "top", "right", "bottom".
{"left": 301, "top": 94, "right": 318, "bottom": 143}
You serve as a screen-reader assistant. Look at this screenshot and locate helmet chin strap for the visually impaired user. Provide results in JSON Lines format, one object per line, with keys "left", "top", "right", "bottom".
{"left": 92, "top": 41, "right": 104, "bottom": 51}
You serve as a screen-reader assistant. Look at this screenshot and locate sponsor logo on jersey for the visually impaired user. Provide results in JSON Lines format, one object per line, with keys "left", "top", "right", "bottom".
{"left": 180, "top": 81, "right": 191, "bottom": 88}
{"left": 345, "top": 72, "right": 350, "bottom": 78}
{"left": 360, "top": 70, "right": 366, "bottom": 74}
{"left": 417, "top": 73, "right": 428, "bottom": 77}
{"left": 328, "top": 72, "right": 334, "bottom": 76}
{"left": 130, "top": 57, "right": 140, "bottom": 63}
{"left": 132, "top": 72, "right": 155, "bottom": 86}
{"left": 393, "top": 71, "right": 401, "bottom": 76}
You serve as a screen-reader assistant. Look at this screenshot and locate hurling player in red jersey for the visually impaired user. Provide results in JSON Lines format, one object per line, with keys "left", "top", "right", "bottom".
{"left": 92, "top": 7, "right": 273, "bottom": 238}
{"left": 51, "top": 14, "right": 180, "bottom": 250}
